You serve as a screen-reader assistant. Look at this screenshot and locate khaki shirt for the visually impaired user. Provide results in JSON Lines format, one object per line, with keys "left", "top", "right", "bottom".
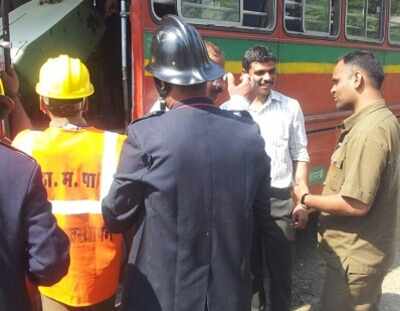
{"left": 319, "top": 101, "right": 400, "bottom": 274}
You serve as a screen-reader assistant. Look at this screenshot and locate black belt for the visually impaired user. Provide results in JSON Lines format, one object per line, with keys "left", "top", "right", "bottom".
{"left": 270, "top": 187, "right": 292, "bottom": 200}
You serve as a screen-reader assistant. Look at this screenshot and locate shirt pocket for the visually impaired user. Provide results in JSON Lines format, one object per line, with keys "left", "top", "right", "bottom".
{"left": 269, "top": 124, "right": 289, "bottom": 148}
{"left": 272, "top": 135, "right": 289, "bottom": 149}
{"left": 324, "top": 145, "right": 346, "bottom": 192}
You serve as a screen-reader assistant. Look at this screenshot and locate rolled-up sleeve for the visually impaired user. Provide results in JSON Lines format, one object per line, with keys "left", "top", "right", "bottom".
{"left": 289, "top": 100, "right": 310, "bottom": 162}
{"left": 102, "top": 126, "right": 147, "bottom": 233}
{"left": 25, "top": 165, "right": 70, "bottom": 286}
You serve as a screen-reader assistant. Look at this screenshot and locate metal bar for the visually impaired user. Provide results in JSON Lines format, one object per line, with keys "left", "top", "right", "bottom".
{"left": 0, "top": 0, "right": 11, "bottom": 140}
{"left": 131, "top": 0, "right": 144, "bottom": 119}
{"left": 243, "top": 10, "right": 268, "bottom": 17}
{"left": 121, "top": 0, "right": 130, "bottom": 126}
{"left": 1, "top": 0, "right": 11, "bottom": 72}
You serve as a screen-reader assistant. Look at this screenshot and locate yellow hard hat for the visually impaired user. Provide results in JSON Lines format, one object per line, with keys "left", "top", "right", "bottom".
{"left": 36, "top": 55, "right": 94, "bottom": 100}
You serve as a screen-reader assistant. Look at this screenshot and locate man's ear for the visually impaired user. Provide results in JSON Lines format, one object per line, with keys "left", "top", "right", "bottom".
{"left": 353, "top": 71, "right": 364, "bottom": 89}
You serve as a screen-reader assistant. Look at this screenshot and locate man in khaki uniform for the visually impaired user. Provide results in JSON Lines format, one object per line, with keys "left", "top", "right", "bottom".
{"left": 292, "top": 50, "right": 400, "bottom": 311}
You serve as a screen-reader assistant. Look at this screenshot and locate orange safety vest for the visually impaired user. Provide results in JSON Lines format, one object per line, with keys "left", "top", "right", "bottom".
{"left": 13, "top": 126, "right": 126, "bottom": 307}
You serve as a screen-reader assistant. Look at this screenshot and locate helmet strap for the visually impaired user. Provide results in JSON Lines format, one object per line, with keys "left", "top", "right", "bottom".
{"left": 154, "top": 79, "right": 171, "bottom": 108}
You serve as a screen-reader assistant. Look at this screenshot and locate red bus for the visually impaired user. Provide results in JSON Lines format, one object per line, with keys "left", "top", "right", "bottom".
{"left": 1, "top": 0, "right": 400, "bottom": 192}
{"left": 130, "top": 0, "right": 400, "bottom": 192}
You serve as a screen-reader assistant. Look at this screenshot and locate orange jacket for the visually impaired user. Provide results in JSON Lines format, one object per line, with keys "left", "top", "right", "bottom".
{"left": 13, "top": 126, "right": 126, "bottom": 306}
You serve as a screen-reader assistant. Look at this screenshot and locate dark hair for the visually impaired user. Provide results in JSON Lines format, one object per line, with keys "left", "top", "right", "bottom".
{"left": 242, "top": 46, "right": 277, "bottom": 72}
{"left": 45, "top": 98, "right": 85, "bottom": 118}
{"left": 154, "top": 78, "right": 207, "bottom": 98}
{"left": 340, "top": 50, "right": 384, "bottom": 89}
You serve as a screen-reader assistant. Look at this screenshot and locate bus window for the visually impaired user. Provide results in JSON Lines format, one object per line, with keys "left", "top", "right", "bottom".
{"left": 346, "top": 0, "right": 384, "bottom": 42}
{"left": 284, "top": 0, "right": 303, "bottom": 32}
{"left": 169, "top": 1, "right": 276, "bottom": 30}
{"left": 389, "top": 0, "right": 400, "bottom": 44}
{"left": 242, "top": 1, "right": 276, "bottom": 30}
{"left": 177, "top": 0, "right": 241, "bottom": 25}
{"left": 152, "top": 0, "right": 177, "bottom": 19}
{"left": 284, "top": 0, "right": 339, "bottom": 37}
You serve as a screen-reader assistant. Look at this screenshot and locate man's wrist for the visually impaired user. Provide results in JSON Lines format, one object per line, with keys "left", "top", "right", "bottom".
{"left": 300, "top": 193, "right": 311, "bottom": 210}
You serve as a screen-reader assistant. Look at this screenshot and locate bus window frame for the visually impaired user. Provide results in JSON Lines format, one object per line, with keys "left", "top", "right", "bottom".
{"left": 344, "top": 0, "right": 385, "bottom": 44}
{"left": 388, "top": 0, "right": 400, "bottom": 46}
{"left": 150, "top": 0, "right": 176, "bottom": 22}
{"left": 283, "top": 0, "right": 340, "bottom": 40}
{"left": 241, "top": 0, "right": 276, "bottom": 32}
{"left": 151, "top": 0, "right": 277, "bottom": 32}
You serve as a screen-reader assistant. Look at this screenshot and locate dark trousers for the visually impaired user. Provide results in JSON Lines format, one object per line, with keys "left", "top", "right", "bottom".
{"left": 252, "top": 196, "right": 294, "bottom": 311}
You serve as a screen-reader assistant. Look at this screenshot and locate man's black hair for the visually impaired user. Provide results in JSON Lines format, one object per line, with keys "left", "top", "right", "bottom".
{"left": 340, "top": 50, "right": 384, "bottom": 89}
{"left": 242, "top": 46, "right": 277, "bottom": 72}
{"left": 45, "top": 98, "right": 84, "bottom": 118}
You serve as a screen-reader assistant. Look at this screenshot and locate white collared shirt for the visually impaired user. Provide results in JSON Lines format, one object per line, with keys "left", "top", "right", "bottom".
{"left": 221, "top": 90, "right": 309, "bottom": 188}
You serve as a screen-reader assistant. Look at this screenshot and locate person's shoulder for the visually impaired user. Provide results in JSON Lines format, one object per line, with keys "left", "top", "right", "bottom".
{"left": 129, "top": 110, "right": 166, "bottom": 128}
{"left": 272, "top": 89, "right": 293, "bottom": 101}
{"left": 220, "top": 96, "right": 250, "bottom": 111}
{"left": 14, "top": 129, "right": 42, "bottom": 140}
{"left": 376, "top": 106, "right": 398, "bottom": 127}
{"left": 363, "top": 106, "right": 400, "bottom": 139}
{"left": 12, "top": 129, "right": 44, "bottom": 152}
{"left": 272, "top": 90, "right": 301, "bottom": 108}
{"left": 219, "top": 110, "right": 263, "bottom": 142}
{"left": 219, "top": 108, "right": 255, "bottom": 124}
{"left": 0, "top": 140, "right": 37, "bottom": 168}
{"left": 231, "top": 109, "right": 253, "bottom": 121}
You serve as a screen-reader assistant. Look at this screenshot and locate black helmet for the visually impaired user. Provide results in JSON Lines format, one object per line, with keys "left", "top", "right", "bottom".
{"left": 146, "top": 15, "right": 224, "bottom": 86}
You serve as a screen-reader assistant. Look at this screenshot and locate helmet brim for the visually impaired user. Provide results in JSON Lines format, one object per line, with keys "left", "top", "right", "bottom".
{"left": 146, "top": 61, "right": 224, "bottom": 86}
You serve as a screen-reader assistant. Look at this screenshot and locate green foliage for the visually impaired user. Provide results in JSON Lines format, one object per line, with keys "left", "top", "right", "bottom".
{"left": 304, "top": 0, "right": 330, "bottom": 33}
{"left": 181, "top": 0, "right": 240, "bottom": 22}
{"left": 346, "top": 0, "right": 383, "bottom": 40}
{"left": 347, "top": 0, "right": 366, "bottom": 37}
{"left": 390, "top": 0, "right": 400, "bottom": 42}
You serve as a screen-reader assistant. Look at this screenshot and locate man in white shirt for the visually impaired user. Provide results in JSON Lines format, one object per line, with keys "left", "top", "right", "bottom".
{"left": 222, "top": 46, "right": 309, "bottom": 311}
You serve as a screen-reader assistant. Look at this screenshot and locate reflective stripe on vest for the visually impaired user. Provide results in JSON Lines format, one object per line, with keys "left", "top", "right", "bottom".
{"left": 13, "top": 127, "right": 125, "bottom": 306}
{"left": 49, "top": 131, "right": 121, "bottom": 215}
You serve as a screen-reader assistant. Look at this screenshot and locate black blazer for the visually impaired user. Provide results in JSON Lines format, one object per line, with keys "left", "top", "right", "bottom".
{"left": 0, "top": 143, "right": 69, "bottom": 310}
{"left": 103, "top": 98, "right": 271, "bottom": 311}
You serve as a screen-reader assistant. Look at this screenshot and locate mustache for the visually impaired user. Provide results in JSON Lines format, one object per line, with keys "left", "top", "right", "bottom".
{"left": 258, "top": 80, "right": 273, "bottom": 86}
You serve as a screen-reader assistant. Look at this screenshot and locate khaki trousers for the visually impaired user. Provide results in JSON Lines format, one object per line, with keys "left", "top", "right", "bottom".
{"left": 41, "top": 295, "right": 115, "bottom": 311}
{"left": 320, "top": 263, "right": 386, "bottom": 311}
